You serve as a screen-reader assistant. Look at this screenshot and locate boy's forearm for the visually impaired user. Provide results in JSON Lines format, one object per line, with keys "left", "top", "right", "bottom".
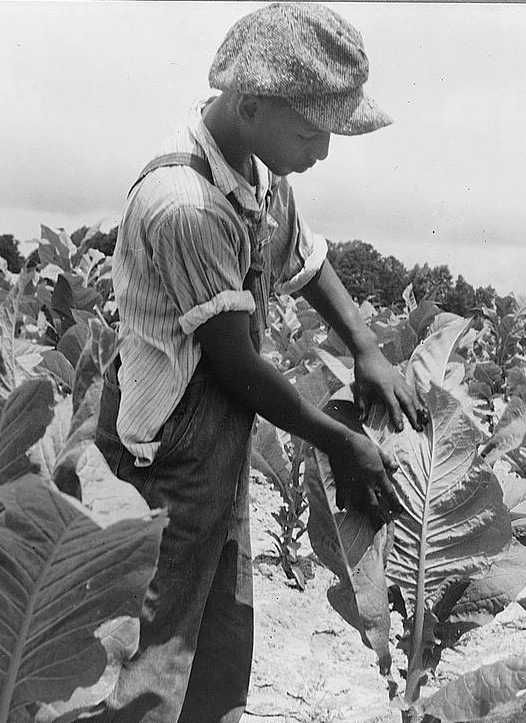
{"left": 301, "top": 259, "right": 378, "bottom": 356}
{"left": 196, "top": 311, "right": 352, "bottom": 456}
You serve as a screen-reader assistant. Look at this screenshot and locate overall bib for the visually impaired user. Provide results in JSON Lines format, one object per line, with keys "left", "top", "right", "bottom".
{"left": 95, "top": 153, "right": 272, "bottom": 722}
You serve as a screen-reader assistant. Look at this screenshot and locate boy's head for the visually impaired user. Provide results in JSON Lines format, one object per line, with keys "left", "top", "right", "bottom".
{"left": 209, "top": 2, "right": 392, "bottom": 138}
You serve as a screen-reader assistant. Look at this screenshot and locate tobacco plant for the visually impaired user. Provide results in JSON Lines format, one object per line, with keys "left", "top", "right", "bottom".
{"left": 304, "top": 315, "right": 526, "bottom": 722}
{"left": 0, "top": 230, "right": 166, "bottom": 721}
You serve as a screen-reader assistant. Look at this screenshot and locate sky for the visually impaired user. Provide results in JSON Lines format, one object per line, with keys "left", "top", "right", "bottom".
{"left": 1, "top": 1, "right": 525, "bottom": 295}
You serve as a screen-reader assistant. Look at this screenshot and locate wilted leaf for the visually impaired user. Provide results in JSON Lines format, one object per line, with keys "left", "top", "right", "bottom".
{"left": 304, "top": 440, "right": 393, "bottom": 677}
{"left": 481, "top": 396, "right": 526, "bottom": 464}
{"left": 0, "top": 378, "right": 55, "bottom": 484}
{"left": 0, "top": 476, "right": 167, "bottom": 717}
{"left": 28, "top": 396, "right": 73, "bottom": 483}
{"left": 420, "top": 655, "right": 526, "bottom": 722}
{"left": 251, "top": 418, "right": 291, "bottom": 499}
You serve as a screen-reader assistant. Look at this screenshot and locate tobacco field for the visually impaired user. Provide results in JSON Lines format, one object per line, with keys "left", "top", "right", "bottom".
{"left": 1, "top": 225, "right": 526, "bottom": 722}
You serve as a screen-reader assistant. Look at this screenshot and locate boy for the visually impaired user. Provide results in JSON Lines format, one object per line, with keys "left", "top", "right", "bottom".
{"left": 95, "top": 3, "right": 425, "bottom": 721}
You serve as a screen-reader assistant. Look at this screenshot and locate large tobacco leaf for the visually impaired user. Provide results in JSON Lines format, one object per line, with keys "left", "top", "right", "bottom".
{"left": 364, "top": 315, "right": 513, "bottom": 702}
{"left": 420, "top": 655, "right": 526, "bottom": 722}
{"left": 383, "top": 385, "right": 510, "bottom": 611}
{"left": 0, "top": 475, "right": 167, "bottom": 719}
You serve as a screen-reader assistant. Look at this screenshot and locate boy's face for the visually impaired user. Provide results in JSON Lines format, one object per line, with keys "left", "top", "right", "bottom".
{"left": 246, "top": 96, "right": 331, "bottom": 177}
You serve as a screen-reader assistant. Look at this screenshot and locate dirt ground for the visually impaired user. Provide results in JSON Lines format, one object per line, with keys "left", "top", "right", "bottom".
{"left": 242, "top": 475, "right": 526, "bottom": 723}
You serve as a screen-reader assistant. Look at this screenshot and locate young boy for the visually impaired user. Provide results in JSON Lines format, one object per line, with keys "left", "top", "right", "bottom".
{"left": 95, "top": 3, "right": 425, "bottom": 721}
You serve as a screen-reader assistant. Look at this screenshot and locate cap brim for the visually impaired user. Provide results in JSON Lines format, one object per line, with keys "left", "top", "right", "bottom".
{"left": 289, "top": 87, "right": 393, "bottom": 136}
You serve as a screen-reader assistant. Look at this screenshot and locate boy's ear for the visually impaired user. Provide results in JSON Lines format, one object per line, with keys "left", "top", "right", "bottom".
{"left": 236, "top": 94, "right": 260, "bottom": 124}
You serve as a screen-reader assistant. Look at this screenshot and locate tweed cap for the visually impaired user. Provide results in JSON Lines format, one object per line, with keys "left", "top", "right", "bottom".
{"left": 209, "top": 2, "right": 392, "bottom": 136}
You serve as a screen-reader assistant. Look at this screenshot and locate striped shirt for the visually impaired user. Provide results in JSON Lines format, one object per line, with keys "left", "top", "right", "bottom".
{"left": 113, "top": 101, "right": 328, "bottom": 466}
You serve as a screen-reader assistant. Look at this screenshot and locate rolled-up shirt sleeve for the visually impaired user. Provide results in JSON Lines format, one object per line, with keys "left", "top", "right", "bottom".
{"left": 151, "top": 204, "right": 255, "bottom": 335}
{"left": 270, "top": 177, "right": 328, "bottom": 295}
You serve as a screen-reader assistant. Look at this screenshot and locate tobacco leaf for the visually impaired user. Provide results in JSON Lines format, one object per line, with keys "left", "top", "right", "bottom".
{"left": 0, "top": 378, "right": 55, "bottom": 484}
{"left": 304, "top": 441, "right": 393, "bottom": 678}
{"left": 420, "top": 655, "right": 526, "bottom": 722}
{"left": 364, "top": 315, "right": 512, "bottom": 703}
{"left": 481, "top": 396, "right": 526, "bottom": 464}
{"left": 0, "top": 476, "right": 166, "bottom": 719}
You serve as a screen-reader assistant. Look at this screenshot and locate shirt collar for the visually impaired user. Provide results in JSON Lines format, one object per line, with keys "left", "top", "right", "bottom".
{"left": 189, "top": 98, "right": 270, "bottom": 215}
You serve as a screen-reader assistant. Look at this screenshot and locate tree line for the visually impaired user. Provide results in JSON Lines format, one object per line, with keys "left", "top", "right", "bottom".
{"left": 0, "top": 231, "right": 510, "bottom": 317}
{"left": 327, "top": 239, "right": 503, "bottom": 316}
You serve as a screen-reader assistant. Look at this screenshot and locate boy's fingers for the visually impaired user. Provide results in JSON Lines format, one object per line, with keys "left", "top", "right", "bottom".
{"left": 379, "top": 446, "right": 398, "bottom": 472}
{"left": 386, "top": 392, "right": 404, "bottom": 432}
{"left": 365, "top": 486, "right": 385, "bottom": 527}
{"left": 376, "top": 471, "right": 403, "bottom": 517}
{"left": 397, "top": 390, "right": 421, "bottom": 431}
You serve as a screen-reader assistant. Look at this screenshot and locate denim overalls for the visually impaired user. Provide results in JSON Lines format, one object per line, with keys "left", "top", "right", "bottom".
{"left": 95, "top": 153, "right": 272, "bottom": 722}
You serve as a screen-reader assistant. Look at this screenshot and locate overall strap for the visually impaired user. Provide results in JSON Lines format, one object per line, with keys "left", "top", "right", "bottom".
{"left": 128, "top": 152, "right": 214, "bottom": 197}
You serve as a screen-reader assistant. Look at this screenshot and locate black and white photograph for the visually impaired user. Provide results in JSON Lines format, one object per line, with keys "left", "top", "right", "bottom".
{"left": 1, "top": 2, "right": 526, "bottom": 722}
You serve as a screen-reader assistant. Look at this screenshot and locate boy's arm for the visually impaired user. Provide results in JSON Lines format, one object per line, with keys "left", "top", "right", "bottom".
{"left": 196, "top": 310, "right": 402, "bottom": 525}
{"left": 301, "top": 259, "right": 426, "bottom": 432}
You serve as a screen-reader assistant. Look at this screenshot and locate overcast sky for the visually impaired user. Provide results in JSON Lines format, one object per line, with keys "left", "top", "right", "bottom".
{"left": 2, "top": 1, "right": 525, "bottom": 295}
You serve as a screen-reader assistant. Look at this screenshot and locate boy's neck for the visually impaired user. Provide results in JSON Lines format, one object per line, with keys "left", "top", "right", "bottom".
{"left": 202, "top": 95, "right": 254, "bottom": 184}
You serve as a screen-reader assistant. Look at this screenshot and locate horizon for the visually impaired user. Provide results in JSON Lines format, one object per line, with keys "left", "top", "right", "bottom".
{"left": 2, "top": 1, "right": 525, "bottom": 296}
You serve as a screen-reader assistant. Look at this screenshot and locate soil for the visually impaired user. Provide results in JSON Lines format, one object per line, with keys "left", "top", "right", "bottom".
{"left": 241, "top": 475, "right": 526, "bottom": 723}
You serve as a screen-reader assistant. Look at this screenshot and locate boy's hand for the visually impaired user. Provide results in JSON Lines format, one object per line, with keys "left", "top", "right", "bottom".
{"left": 354, "top": 346, "right": 427, "bottom": 432}
{"left": 328, "top": 431, "right": 403, "bottom": 528}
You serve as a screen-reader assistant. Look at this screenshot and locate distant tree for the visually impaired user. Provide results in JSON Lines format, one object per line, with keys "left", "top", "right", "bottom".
{"left": 326, "top": 240, "right": 382, "bottom": 303}
{"left": 324, "top": 238, "right": 495, "bottom": 317}
{"left": 444, "top": 275, "right": 476, "bottom": 316}
{"left": 71, "top": 225, "right": 118, "bottom": 256}
{"left": 495, "top": 294, "right": 517, "bottom": 317}
{"left": 0, "top": 234, "right": 24, "bottom": 273}
{"left": 408, "top": 263, "right": 453, "bottom": 305}
{"left": 377, "top": 255, "right": 409, "bottom": 308}
{"left": 474, "top": 285, "right": 496, "bottom": 309}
